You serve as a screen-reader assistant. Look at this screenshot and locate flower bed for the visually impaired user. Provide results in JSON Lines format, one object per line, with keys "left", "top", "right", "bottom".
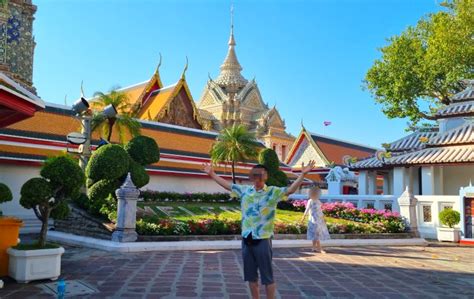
{"left": 277, "top": 200, "right": 406, "bottom": 233}
{"left": 140, "top": 190, "right": 237, "bottom": 203}
{"left": 136, "top": 215, "right": 403, "bottom": 236}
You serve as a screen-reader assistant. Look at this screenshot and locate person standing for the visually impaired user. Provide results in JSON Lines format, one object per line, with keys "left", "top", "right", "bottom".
{"left": 202, "top": 161, "right": 315, "bottom": 299}
{"left": 301, "top": 186, "right": 330, "bottom": 253}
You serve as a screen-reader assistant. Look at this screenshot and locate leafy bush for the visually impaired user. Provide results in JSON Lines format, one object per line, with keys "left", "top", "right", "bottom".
{"left": 86, "top": 144, "right": 130, "bottom": 182}
{"left": 439, "top": 208, "right": 461, "bottom": 228}
{"left": 259, "top": 149, "right": 288, "bottom": 187}
{"left": 0, "top": 182, "right": 12, "bottom": 204}
{"left": 259, "top": 148, "right": 280, "bottom": 172}
{"left": 128, "top": 159, "right": 149, "bottom": 188}
{"left": 20, "top": 155, "right": 85, "bottom": 247}
{"left": 125, "top": 136, "right": 160, "bottom": 166}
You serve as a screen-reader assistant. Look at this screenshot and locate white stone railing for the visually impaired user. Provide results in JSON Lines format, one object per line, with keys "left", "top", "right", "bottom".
{"left": 414, "top": 195, "right": 460, "bottom": 239}
{"left": 289, "top": 194, "right": 398, "bottom": 212}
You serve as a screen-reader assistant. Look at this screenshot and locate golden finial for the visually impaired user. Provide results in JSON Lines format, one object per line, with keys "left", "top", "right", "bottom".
{"left": 80, "top": 80, "right": 85, "bottom": 98}
{"left": 181, "top": 56, "right": 189, "bottom": 80}
{"left": 155, "top": 53, "right": 162, "bottom": 74}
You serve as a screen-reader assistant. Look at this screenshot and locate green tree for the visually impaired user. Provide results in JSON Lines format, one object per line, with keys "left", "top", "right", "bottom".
{"left": 0, "top": 182, "right": 13, "bottom": 216}
{"left": 364, "top": 0, "right": 473, "bottom": 127}
{"left": 91, "top": 88, "right": 141, "bottom": 143}
{"left": 20, "top": 155, "right": 85, "bottom": 247}
{"left": 210, "top": 124, "right": 259, "bottom": 183}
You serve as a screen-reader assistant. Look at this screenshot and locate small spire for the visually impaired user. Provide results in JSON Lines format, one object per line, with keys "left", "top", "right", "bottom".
{"left": 80, "top": 80, "right": 85, "bottom": 98}
{"left": 229, "top": 4, "right": 235, "bottom": 46}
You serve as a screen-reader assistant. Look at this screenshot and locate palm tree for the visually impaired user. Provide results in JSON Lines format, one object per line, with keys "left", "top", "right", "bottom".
{"left": 91, "top": 89, "right": 141, "bottom": 144}
{"left": 210, "top": 124, "right": 259, "bottom": 183}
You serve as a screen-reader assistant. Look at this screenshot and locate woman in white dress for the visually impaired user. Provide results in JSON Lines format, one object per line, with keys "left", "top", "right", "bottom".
{"left": 301, "top": 186, "right": 330, "bottom": 253}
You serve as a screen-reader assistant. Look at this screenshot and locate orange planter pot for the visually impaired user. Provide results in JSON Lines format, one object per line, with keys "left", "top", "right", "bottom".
{"left": 0, "top": 217, "right": 23, "bottom": 277}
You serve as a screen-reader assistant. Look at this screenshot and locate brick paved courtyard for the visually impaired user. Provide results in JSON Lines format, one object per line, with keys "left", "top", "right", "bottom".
{"left": 2, "top": 244, "right": 473, "bottom": 298}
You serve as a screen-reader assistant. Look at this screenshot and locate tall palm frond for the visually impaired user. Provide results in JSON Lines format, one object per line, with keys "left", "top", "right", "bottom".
{"left": 90, "top": 88, "right": 141, "bottom": 143}
{"left": 210, "top": 124, "right": 259, "bottom": 183}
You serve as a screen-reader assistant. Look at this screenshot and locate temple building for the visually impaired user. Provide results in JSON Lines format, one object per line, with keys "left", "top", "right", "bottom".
{"left": 111, "top": 61, "right": 207, "bottom": 130}
{"left": 0, "top": 0, "right": 36, "bottom": 93}
{"left": 197, "top": 22, "right": 294, "bottom": 161}
{"left": 286, "top": 125, "right": 377, "bottom": 189}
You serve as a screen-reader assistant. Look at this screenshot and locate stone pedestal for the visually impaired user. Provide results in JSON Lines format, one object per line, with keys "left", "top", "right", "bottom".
{"left": 398, "top": 187, "right": 419, "bottom": 236}
{"left": 112, "top": 173, "right": 140, "bottom": 242}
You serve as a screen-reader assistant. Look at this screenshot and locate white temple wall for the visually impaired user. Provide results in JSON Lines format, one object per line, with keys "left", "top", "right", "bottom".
{"left": 443, "top": 165, "right": 474, "bottom": 195}
{"left": 145, "top": 175, "right": 232, "bottom": 193}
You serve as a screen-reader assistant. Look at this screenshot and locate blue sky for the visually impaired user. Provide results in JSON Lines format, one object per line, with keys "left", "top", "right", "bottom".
{"left": 33, "top": 0, "right": 440, "bottom": 148}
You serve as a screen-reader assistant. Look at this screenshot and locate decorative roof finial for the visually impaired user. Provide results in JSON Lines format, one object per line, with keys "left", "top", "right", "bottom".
{"left": 155, "top": 53, "right": 162, "bottom": 74}
{"left": 181, "top": 56, "right": 189, "bottom": 80}
{"left": 229, "top": 3, "right": 235, "bottom": 46}
{"left": 80, "top": 80, "right": 85, "bottom": 98}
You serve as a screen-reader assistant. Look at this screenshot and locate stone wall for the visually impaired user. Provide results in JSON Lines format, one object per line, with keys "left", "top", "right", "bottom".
{"left": 54, "top": 204, "right": 114, "bottom": 240}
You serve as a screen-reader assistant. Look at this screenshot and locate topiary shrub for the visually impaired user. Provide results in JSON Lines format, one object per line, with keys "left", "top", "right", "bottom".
{"left": 20, "top": 155, "right": 85, "bottom": 247}
{"left": 0, "top": 182, "right": 13, "bottom": 216}
{"left": 125, "top": 136, "right": 160, "bottom": 166}
{"left": 439, "top": 208, "right": 461, "bottom": 228}
{"left": 259, "top": 148, "right": 280, "bottom": 172}
{"left": 127, "top": 159, "right": 150, "bottom": 188}
{"left": 85, "top": 144, "right": 130, "bottom": 183}
{"left": 86, "top": 136, "right": 160, "bottom": 220}
{"left": 259, "top": 149, "right": 288, "bottom": 187}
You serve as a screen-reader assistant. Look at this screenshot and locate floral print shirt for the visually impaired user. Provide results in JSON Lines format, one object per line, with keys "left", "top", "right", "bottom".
{"left": 231, "top": 184, "right": 288, "bottom": 239}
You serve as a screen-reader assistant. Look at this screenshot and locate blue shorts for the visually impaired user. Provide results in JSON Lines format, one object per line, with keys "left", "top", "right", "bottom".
{"left": 242, "top": 239, "right": 273, "bottom": 285}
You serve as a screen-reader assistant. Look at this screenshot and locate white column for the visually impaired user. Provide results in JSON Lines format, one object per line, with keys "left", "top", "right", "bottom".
{"left": 435, "top": 166, "right": 444, "bottom": 195}
{"left": 358, "top": 171, "right": 368, "bottom": 195}
{"left": 393, "top": 167, "right": 407, "bottom": 197}
{"left": 421, "top": 166, "right": 435, "bottom": 195}
{"left": 397, "top": 187, "right": 419, "bottom": 236}
{"left": 368, "top": 171, "right": 377, "bottom": 195}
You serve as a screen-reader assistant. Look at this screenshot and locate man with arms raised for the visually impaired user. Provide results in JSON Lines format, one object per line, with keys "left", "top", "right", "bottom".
{"left": 202, "top": 160, "right": 316, "bottom": 299}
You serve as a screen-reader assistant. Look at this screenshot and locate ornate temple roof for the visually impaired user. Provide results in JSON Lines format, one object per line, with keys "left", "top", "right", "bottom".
{"left": 428, "top": 122, "right": 473, "bottom": 146}
{"left": 452, "top": 80, "right": 474, "bottom": 102}
{"left": 388, "top": 128, "right": 439, "bottom": 152}
{"left": 214, "top": 23, "right": 248, "bottom": 91}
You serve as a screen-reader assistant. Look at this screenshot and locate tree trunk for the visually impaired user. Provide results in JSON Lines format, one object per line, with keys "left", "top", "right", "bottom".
{"left": 38, "top": 208, "right": 51, "bottom": 248}
{"left": 107, "top": 118, "right": 116, "bottom": 141}
{"left": 231, "top": 160, "right": 236, "bottom": 184}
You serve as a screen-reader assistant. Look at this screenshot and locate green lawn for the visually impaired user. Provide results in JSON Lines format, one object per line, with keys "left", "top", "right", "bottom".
{"left": 138, "top": 202, "right": 355, "bottom": 225}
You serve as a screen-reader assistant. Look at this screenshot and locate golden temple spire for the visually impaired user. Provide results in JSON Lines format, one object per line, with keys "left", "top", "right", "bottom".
{"left": 215, "top": 4, "right": 248, "bottom": 92}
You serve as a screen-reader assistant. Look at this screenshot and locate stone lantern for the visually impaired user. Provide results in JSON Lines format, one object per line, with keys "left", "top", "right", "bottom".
{"left": 112, "top": 173, "right": 140, "bottom": 242}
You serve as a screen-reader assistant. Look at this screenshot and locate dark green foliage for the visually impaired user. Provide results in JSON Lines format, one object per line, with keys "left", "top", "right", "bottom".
{"left": 85, "top": 144, "right": 130, "bottom": 183}
{"left": 88, "top": 179, "right": 120, "bottom": 204}
{"left": 0, "top": 182, "right": 12, "bottom": 204}
{"left": 41, "top": 155, "right": 85, "bottom": 198}
{"left": 259, "top": 149, "right": 280, "bottom": 172}
{"left": 20, "top": 178, "right": 52, "bottom": 209}
{"left": 72, "top": 193, "right": 90, "bottom": 210}
{"left": 439, "top": 208, "right": 461, "bottom": 228}
{"left": 50, "top": 200, "right": 70, "bottom": 220}
{"left": 128, "top": 159, "right": 149, "bottom": 188}
{"left": 125, "top": 136, "right": 160, "bottom": 166}
{"left": 141, "top": 190, "right": 234, "bottom": 202}
{"left": 19, "top": 154, "right": 85, "bottom": 248}
{"left": 259, "top": 149, "right": 288, "bottom": 187}
{"left": 266, "top": 170, "right": 288, "bottom": 187}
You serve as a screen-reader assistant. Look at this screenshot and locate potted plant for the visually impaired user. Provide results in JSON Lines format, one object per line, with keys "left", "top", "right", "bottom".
{"left": 7, "top": 155, "right": 85, "bottom": 283}
{"left": 0, "top": 183, "right": 23, "bottom": 277}
{"left": 437, "top": 208, "right": 461, "bottom": 242}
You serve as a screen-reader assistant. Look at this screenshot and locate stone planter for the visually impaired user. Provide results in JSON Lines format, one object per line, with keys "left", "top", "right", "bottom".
{"left": 437, "top": 227, "right": 461, "bottom": 242}
{"left": 7, "top": 247, "right": 65, "bottom": 283}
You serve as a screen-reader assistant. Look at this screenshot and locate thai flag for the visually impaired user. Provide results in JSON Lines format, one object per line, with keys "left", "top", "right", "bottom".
{"left": 323, "top": 121, "right": 332, "bottom": 126}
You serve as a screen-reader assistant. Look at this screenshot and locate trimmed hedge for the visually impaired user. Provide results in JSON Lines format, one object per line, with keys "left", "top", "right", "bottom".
{"left": 439, "top": 208, "right": 460, "bottom": 228}
{"left": 141, "top": 190, "right": 236, "bottom": 203}
{"left": 20, "top": 178, "right": 52, "bottom": 209}
{"left": 41, "top": 155, "right": 84, "bottom": 197}
{"left": 127, "top": 159, "right": 149, "bottom": 188}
